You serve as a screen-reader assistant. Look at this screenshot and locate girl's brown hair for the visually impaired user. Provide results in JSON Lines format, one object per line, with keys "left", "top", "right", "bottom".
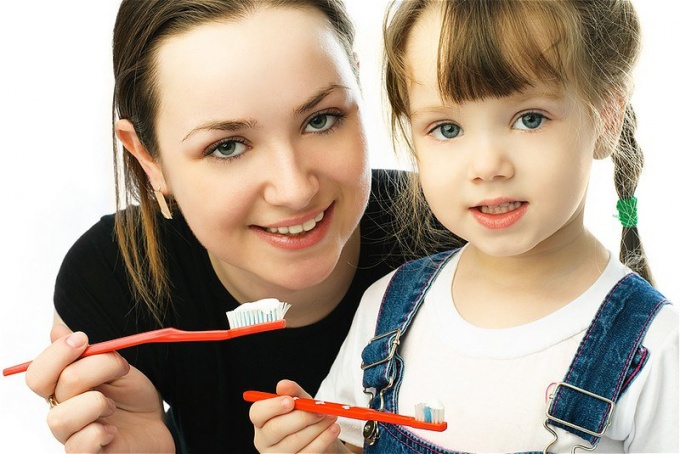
{"left": 112, "top": 0, "right": 357, "bottom": 324}
{"left": 384, "top": 0, "right": 653, "bottom": 284}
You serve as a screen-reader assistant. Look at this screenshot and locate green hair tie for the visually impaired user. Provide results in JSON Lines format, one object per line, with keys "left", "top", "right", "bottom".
{"left": 616, "top": 197, "right": 638, "bottom": 227}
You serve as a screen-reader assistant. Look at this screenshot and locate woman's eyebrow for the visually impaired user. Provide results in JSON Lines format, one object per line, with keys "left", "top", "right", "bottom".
{"left": 182, "top": 118, "right": 257, "bottom": 143}
{"left": 181, "top": 83, "right": 350, "bottom": 143}
{"left": 293, "top": 83, "right": 350, "bottom": 116}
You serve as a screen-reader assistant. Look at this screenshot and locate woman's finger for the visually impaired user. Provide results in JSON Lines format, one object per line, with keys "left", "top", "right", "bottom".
{"left": 47, "top": 390, "right": 116, "bottom": 444}
{"left": 25, "top": 331, "right": 89, "bottom": 398}
{"left": 63, "top": 420, "right": 118, "bottom": 454}
{"left": 50, "top": 322, "right": 73, "bottom": 342}
{"left": 53, "top": 352, "right": 130, "bottom": 402}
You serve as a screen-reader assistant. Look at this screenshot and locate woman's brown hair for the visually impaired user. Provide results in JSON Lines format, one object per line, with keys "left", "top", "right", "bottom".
{"left": 112, "top": 0, "right": 358, "bottom": 324}
{"left": 383, "top": 0, "right": 653, "bottom": 284}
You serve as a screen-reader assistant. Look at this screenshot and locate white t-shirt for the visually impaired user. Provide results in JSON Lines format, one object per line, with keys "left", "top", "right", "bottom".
{"left": 316, "top": 249, "right": 679, "bottom": 453}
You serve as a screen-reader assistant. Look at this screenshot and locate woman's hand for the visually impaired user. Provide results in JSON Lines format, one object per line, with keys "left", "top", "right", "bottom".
{"left": 250, "top": 379, "right": 350, "bottom": 453}
{"left": 25, "top": 321, "right": 174, "bottom": 453}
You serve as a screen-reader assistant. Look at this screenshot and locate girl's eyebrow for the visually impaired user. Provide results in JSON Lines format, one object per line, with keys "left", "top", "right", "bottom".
{"left": 181, "top": 83, "right": 350, "bottom": 143}
{"left": 409, "top": 86, "right": 565, "bottom": 117}
{"left": 510, "top": 85, "right": 565, "bottom": 102}
{"left": 409, "top": 106, "right": 452, "bottom": 118}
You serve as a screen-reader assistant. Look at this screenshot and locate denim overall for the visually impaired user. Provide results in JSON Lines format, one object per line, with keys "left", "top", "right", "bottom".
{"left": 360, "top": 250, "right": 668, "bottom": 453}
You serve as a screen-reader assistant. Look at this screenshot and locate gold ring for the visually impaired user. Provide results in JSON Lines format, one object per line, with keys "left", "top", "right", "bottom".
{"left": 46, "top": 394, "right": 60, "bottom": 409}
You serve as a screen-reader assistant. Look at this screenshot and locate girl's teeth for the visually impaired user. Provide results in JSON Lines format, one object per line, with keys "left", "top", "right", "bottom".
{"left": 480, "top": 201, "right": 522, "bottom": 214}
{"left": 266, "top": 211, "right": 325, "bottom": 235}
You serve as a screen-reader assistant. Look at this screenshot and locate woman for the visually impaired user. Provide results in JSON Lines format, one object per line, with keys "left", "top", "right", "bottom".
{"left": 22, "top": 0, "right": 457, "bottom": 452}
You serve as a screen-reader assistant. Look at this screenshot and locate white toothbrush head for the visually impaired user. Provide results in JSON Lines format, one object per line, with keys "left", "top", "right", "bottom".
{"left": 226, "top": 298, "right": 291, "bottom": 329}
{"left": 415, "top": 399, "right": 445, "bottom": 424}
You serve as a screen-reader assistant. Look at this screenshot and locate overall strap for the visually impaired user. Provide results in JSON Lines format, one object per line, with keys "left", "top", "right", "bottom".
{"left": 361, "top": 250, "right": 457, "bottom": 400}
{"left": 546, "top": 273, "right": 668, "bottom": 447}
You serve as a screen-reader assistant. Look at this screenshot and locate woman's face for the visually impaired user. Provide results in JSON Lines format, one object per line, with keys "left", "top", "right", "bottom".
{"left": 150, "top": 7, "right": 370, "bottom": 295}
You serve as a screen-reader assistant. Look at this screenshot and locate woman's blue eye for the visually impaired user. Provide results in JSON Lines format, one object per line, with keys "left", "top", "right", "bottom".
{"left": 430, "top": 123, "right": 461, "bottom": 140}
{"left": 208, "top": 140, "right": 247, "bottom": 159}
{"left": 304, "top": 113, "right": 339, "bottom": 133}
{"left": 514, "top": 112, "right": 546, "bottom": 130}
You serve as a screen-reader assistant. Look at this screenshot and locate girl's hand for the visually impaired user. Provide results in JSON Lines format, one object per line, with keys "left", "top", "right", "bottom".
{"left": 25, "top": 322, "right": 174, "bottom": 453}
{"left": 250, "top": 379, "right": 349, "bottom": 453}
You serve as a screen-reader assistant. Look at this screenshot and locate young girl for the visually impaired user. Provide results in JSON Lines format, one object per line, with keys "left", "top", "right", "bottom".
{"left": 250, "top": 0, "right": 678, "bottom": 452}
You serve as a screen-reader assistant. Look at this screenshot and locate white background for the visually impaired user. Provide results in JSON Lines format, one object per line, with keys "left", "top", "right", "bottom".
{"left": 1, "top": 1, "right": 677, "bottom": 451}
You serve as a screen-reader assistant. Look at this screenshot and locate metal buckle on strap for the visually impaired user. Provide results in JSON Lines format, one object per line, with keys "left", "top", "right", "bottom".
{"left": 543, "top": 382, "right": 615, "bottom": 454}
{"left": 361, "top": 329, "right": 401, "bottom": 370}
{"left": 545, "top": 382, "right": 615, "bottom": 437}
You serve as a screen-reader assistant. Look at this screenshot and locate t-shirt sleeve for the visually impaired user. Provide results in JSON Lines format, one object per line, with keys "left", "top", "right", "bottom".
{"left": 53, "top": 215, "right": 165, "bottom": 386}
{"left": 55, "top": 216, "right": 133, "bottom": 340}
{"left": 315, "top": 270, "right": 396, "bottom": 448}
{"left": 620, "top": 304, "right": 679, "bottom": 452}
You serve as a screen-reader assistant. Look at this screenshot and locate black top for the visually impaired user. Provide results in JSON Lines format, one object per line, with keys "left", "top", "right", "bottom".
{"left": 55, "top": 169, "right": 446, "bottom": 453}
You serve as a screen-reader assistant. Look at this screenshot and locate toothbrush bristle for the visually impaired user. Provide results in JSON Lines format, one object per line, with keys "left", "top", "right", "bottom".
{"left": 227, "top": 298, "right": 291, "bottom": 329}
{"left": 415, "top": 400, "right": 445, "bottom": 424}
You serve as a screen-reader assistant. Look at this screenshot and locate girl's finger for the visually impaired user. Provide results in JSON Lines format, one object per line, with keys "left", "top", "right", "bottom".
{"left": 47, "top": 390, "right": 116, "bottom": 444}
{"left": 267, "top": 415, "right": 338, "bottom": 454}
{"left": 252, "top": 397, "right": 328, "bottom": 449}
{"left": 299, "top": 421, "right": 343, "bottom": 454}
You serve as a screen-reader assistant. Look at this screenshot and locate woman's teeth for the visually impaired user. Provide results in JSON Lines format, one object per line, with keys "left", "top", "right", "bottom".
{"left": 266, "top": 212, "right": 324, "bottom": 235}
{"left": 479, "top": 201, "right": 522, "bottom": 214}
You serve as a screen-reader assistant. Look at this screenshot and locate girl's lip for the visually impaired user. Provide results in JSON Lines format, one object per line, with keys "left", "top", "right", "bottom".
{"left": 470, "top": 201, "right": 528, "bottom": 230}
{"left": 472, "top": 197, "right": 522, "bottom": 208}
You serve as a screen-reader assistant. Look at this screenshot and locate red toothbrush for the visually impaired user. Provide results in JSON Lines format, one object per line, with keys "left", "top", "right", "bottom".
{"left": 4, "top": 299, "right": 290, "bottom": 377}
{"left": 243, "top": 390, "right": 447, "bottom": 432}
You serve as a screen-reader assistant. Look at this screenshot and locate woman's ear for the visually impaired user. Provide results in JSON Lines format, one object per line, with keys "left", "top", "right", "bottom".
{"left": 115, "top": 119, "right": 170, "bottom": 193}
{"left": 594, "top": 96, "right": 626, "bottom": 160}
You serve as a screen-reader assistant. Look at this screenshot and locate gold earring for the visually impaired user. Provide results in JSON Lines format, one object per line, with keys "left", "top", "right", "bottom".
{"left": 154, "top": 188, "right": 173, "bottom": 220}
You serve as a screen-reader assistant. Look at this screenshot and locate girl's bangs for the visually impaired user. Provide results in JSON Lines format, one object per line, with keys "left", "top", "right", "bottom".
{"left": 437, "top": 0, "right": 573, "bottom": 102}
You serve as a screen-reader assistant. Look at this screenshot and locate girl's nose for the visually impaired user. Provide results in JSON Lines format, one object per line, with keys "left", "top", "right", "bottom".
{"left": 263, "top": 145, "right": 319, "bottom": 209}
{"left": 467, "top": 136, "right": 515, "bottom": 182}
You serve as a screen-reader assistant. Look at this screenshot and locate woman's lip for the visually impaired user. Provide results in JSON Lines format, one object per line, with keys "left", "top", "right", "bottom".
{"left": 259, "top": 205, "right": 330, "bottom": 230}
{"left": 251, "top": 203, "right": 335, "bottom": 251}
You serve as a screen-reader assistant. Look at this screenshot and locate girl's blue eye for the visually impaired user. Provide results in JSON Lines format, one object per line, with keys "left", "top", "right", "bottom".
{"left": 514, "top": 112, "right": 546, "bottom": 130}
{"left": 430, "top": 123, "right": 461, "bottom": 140}
{"left": 304, "top": 113, "right": 339, "bottom": 133}
{"left": 208, "top": 140, "right": 247, "bottom": 159}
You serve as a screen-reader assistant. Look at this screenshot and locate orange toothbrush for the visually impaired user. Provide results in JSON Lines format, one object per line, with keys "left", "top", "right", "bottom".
{"left": 243, "top": 390, "right": 447, "bottom": 432}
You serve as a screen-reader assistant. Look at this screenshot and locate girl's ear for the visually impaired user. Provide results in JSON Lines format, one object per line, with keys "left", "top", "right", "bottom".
{"left": 594, "top": 96, "right": 626, "bottom": 160}
{"left": 115, "top": 119, "right": 170, "bottom": 193}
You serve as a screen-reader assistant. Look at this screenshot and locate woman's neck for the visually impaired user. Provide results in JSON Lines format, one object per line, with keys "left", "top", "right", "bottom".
{"left": 208, "top": 228, "right": 362, "bottom": 328}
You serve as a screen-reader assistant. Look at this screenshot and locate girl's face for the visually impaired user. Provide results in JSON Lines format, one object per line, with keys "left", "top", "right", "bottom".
{"left": 406, "top": 7, "right": 598, "bottom": 259}
{"left": 149, "top": 8, "right": 370, "bottom": 295}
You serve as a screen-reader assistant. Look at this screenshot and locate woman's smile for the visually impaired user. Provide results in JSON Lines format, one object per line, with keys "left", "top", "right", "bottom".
{"left": 252, "top": 203, "right": 335, "bottom": 251}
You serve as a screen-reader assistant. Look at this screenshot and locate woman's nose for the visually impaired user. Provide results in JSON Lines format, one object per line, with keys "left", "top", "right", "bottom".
{"left": 263, "top": 146, "right": 319, "bottom": 209}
